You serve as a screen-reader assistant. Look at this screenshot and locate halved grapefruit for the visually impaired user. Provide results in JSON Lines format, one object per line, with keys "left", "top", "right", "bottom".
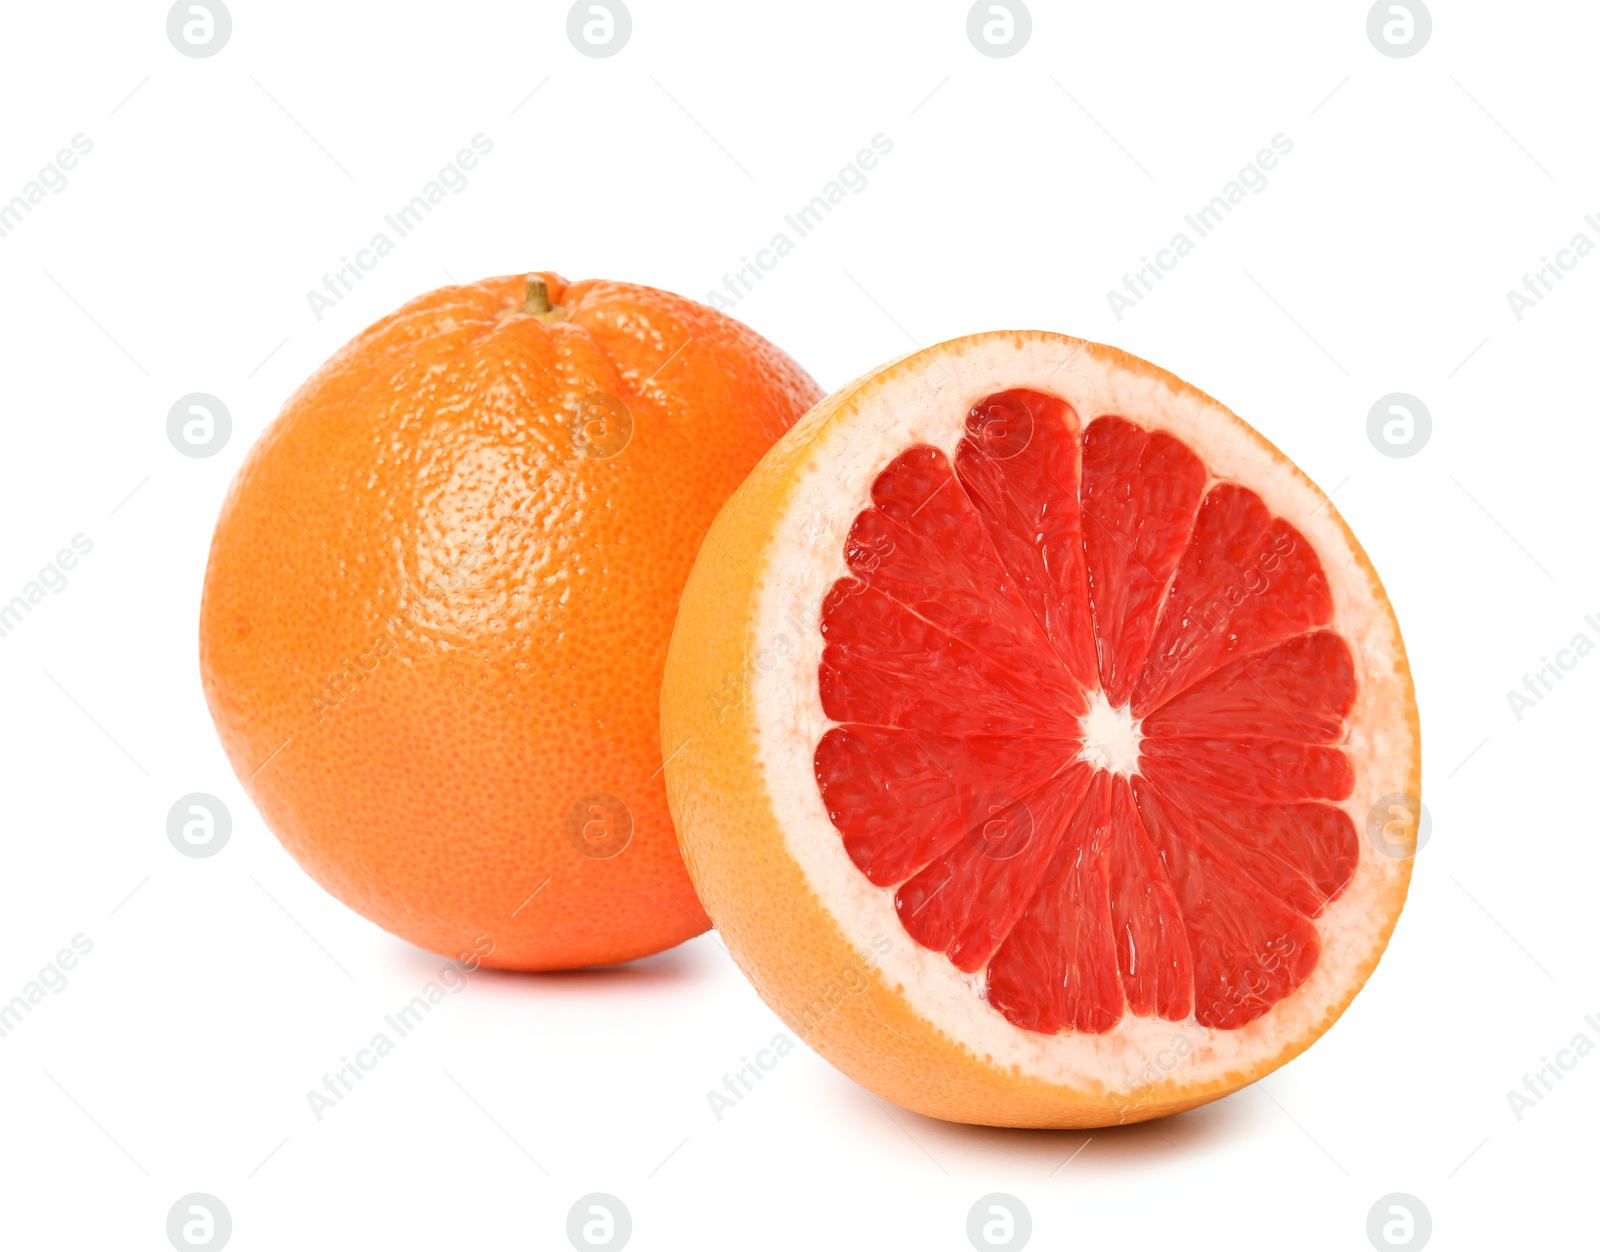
{"left": 662, "top": 332, "right": 1419, "bottom": 1127}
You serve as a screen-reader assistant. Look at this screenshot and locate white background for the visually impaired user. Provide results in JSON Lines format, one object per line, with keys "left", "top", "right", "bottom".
{"left": 1, "top": 2, "right": 1595, "bottom": 1249}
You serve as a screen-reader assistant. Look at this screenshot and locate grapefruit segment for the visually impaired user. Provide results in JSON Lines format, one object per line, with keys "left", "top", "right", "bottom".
{"left": 1178, "top": 791, "right": 1359, "bottom": 913}
{"left": 819, "top": 445, "right": 1086, "bottom": 737}
{"left": 814, "top": 726, "right": 1077, "bottom": 887}
{"left": 1080, "top": 414, "right": 1207, "bottom": 706}
{"left": 818, "top": 582, "right": 1080, "bottom": 737}
{"left": 956, "top": 390, "right": 1098, "bottom": 689}
{"left": 662, "top": 330, "right": 1419, "bottom": 1127}
{"left": 1101, "top": 772, "right": 1195, "bottom": 1022}
{"left": 1138, "top": 736, "right": 1354, "bottom": 804}
{"left": 894, "top": 762, "right": 1094, "bottom": 974}
{"left": 986, "top": 781, "right": 1124, "bottom": 1035}
{"left": 1140, "top": 629, "right": 1356, "bottom": 743}
{"left": 1131, "top": 777, "right": 1322, "bottom": 1030}
{"left": 1131, "top": 483, "right": 1332, "bottom": 713}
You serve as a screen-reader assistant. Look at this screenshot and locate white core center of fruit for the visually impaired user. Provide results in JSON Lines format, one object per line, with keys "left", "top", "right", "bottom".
{"left": 1077, "top": 691, "right": 1142, "bottom": 777}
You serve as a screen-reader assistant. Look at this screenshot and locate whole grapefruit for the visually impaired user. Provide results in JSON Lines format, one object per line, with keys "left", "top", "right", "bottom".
{"left": 200, "top": 272, "right": 821, "bottom": 968}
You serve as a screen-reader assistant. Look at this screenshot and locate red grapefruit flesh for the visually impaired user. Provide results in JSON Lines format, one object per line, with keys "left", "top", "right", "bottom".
{"left": 815, "top": 390, "right": 1359, "bottom": 1036}
{"left": 661, "top": 331, "right": 1418, "bottom": 1127}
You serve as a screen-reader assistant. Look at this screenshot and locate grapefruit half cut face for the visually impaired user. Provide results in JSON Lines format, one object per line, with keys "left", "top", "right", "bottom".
{"left": 662, "top": 332, "right": 1419, "bottom": 1127}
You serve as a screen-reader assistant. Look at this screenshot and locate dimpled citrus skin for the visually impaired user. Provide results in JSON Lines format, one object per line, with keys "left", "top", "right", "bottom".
{"left": 199, "top": 273, "right": 821, "bottom": 969}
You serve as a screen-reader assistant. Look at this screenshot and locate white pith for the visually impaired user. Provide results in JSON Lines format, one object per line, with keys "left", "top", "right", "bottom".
{"left": 1077, "top": 692, "right": 1142, "bottom": 777}
{"left": 749, "top": 334, "right": 1416, "bottom": 1104}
